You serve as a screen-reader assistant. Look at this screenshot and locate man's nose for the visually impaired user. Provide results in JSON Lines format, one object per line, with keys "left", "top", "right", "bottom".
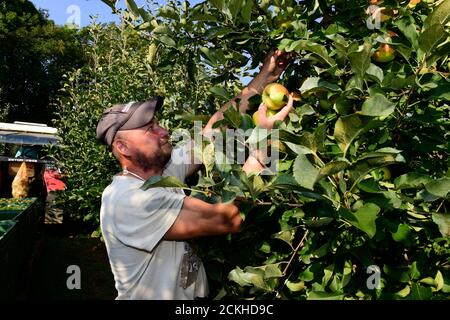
{"left": 155, "top": 125, "right": 169, "bottom": 139}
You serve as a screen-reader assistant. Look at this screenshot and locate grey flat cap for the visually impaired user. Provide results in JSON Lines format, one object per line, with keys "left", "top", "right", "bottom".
{"left": 96, "top": 97, "right": 164, "bottom": 147}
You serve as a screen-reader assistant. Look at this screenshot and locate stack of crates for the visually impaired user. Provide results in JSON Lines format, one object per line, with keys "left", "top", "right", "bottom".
{"left": 0, "top": 198, "right": 43, "bottom": 299}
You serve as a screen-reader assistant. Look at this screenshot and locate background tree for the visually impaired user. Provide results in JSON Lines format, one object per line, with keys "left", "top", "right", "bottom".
{"left": 0, "top": 0, "right": 86, "bottom": 124}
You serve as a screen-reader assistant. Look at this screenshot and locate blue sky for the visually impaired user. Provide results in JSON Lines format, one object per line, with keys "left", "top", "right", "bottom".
{"left": 30, "top": 0, "right": 163, "bottom": 27}
{"left": 31, "top": 0, "right": 119, "bottom": 26}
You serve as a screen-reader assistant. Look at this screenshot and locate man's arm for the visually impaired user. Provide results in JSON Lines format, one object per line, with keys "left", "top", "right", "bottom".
{"left": 202, "top": 50, "right": 292, "bottom": 135}
{"left": 186, "top": 50, "right": 292, "bottom": 177}
{"left": 163, "top": 196, "right": 242, "bottom": 240}
{"left": 242, "top": 94, "right": 294, "bottom": 174}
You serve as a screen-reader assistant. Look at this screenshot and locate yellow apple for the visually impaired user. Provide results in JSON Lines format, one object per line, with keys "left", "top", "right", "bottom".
{"left": 262, "top": 83, "right": 289, "bottom": 111}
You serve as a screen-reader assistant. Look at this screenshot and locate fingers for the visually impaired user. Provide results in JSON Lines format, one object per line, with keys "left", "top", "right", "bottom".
{"left": 276, "top": 51, "right": 294, "bottom": 68}
{"left": 258, "top": 102, "right": 267, "bottom": 113}
{"left": 273, "top": 94, "right": 293, "bottom": 122}
{"left": 258, "top": 103, "right": 267, "bottom": 125}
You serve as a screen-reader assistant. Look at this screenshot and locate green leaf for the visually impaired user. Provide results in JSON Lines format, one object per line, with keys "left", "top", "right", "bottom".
{"left": 286, "top": 280, "right": 305, "bottom": 292}
{"left": 223, "top": 107, "right": 241, "bottom": 128}
{"left": 101, "top": 0, "right": 117, "bottom": 11}
{"left": 334, "top": 114, "right": 366, "bottom": 154}
{"left": 432, "top": 212, "right": 450, "bottom": 237}
{"left": 425, "top": 177, "right": 450, "bottom": 198}
{"left": 227, "top": 267, "right": 254, "bottom": 287}
{"left": 293, "top": 155, "right": 319, "bottom": 190}
{"left": 396, "top": 285, "right": 411, "bottom": 298}
{"left": 340, "top": 203, "right": 380, "bottom": 238}
{"left": 141, "top": 175, "right": 187, "bottom": 191}
{"left": 419, "top": 24, "right": 445, "bottom": 56}
{"left": 263, "top": 264, "right": 283, "bottom": 279}
{"left": 409, "top": 283, "right": 433, "bottom": 300}
{"left": 349, "top": 154, "right": 400, "bottom": 189}
{"left": 360, "top": 94, "right": 396, "bottom": 117}
{"left": 424, "top": 0, "right": 450, "bottom": 29}
{"left": 240, "top": 0, "right": 253, "bottom": 23}
{"left": 229, "top": 0, "right": 244, "bottom": 22}
{"left": 307, "top": 291, "right": 344, "bottom": 300}
{"left": 209, "top": 85, "right": 230, "bottom": 99}
{"left": 395, "top": 18, "right": 419, "bottom": 50}
{"left": 391, "top": 224, "right": 411, "bottom": 244}
{"left": 270, "top": 174, "right": 299, "bottom": 189}
{"left": 394, "top": 173, "right": 432, "bottom": 190}
{"left": 156, "top": 35, "right": 176, "bottom": 47}
{"left": 366, "top": 64, "right": 384, "bottom": 83}
{"left": 287, "top": 40, "right": 335, "bottom": 66}
{"left": 348, "top": 42, "right": 371, "bottom": 79}
{"left": 427, "top": 80, "right": 450, "bottom": 100}
{"left": 317, "top": 159, "right": 351, "bottom": 181}
{"left": 272, "top": 229, "right": 296, "bottom": 247}
{"left": 435, "top": 271, "right": 444, "bottom": 292}
{"left": 125, "top": 0, "right": 140, "bottom": 19}
{"left": 299, "top": 77, "right": 341, "bottom": 94}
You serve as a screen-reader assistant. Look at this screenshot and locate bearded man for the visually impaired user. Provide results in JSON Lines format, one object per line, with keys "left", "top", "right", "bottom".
{"left": 95, "top": 50, "right": 293, "bottom": 300}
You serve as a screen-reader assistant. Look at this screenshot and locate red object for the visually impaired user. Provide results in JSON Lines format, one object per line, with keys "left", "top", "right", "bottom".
{"left": 43, "top": 169, "right": 65, "bottom": 193}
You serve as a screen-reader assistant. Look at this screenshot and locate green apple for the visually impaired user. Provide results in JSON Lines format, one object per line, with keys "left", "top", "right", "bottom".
{"left": 379, "top": 167, "right": 391, "bottom": 181}
{"left": 262, "top": 83, "right": 289, "bottom": 111}
{"left": 252, "top": 109, "right": 277, "bottom": 126}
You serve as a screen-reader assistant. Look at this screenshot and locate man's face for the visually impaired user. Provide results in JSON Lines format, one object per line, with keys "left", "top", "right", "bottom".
{"left": 116, "top": 118, "right": 172, "bottom": 171}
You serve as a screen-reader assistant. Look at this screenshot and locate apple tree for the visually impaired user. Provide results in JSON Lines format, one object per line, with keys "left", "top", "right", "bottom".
{"left": 102, "top": 0, "right": 449, "bottom": 299}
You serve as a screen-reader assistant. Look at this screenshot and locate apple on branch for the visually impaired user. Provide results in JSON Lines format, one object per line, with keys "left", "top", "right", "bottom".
{"left": 262, "top": 83, "right": 289, "bottom": 111}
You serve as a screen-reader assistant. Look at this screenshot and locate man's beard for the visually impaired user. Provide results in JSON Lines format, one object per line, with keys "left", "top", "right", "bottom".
{"left": 133, "top": 145, "right": 172, "bottom": 172}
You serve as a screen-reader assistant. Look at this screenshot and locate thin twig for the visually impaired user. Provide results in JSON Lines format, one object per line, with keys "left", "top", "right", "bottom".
{"left": 282, "top": 229, "right": 309, "bottom": 276}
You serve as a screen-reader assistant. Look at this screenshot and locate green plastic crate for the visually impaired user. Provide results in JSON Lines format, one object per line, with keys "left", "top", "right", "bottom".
{"left": 0, "top": 220, "right": 16, "bottom": 238}
{"left": 0, "top": 219, "right": 21, "bottom": 299}
{"left": 0, "top": 210, "right": 21, "bottom": 221}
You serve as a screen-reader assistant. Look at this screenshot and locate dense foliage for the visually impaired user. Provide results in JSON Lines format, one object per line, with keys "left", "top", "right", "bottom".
{"left": 98, "top": 0, "right": 449, "bottom": 300}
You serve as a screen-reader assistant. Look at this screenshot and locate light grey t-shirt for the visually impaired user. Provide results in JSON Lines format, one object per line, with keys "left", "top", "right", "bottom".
{"left": 100, "top": 144, "right": 208, "bottom": 300}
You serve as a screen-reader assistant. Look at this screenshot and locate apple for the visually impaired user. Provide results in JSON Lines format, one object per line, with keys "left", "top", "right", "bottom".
{"left": 371, "top": 167, "right": 391, "bottom": 181}
{"left": 379, "top": 167, "right": 391, "bottom": 181}
{"left": 407, "top": 0, "right": 421, "bottom": 8}
{"left": 262, "top": 83, "right": 289, "bottom": 111}
{"left": 319, "top": 99, "right": 332, "bottom": 110}
{"left": 372, "top": 44, "right": 395, "bottom": 63}
{"left": 252, "top": 109, "right": 277, "bottom": 126}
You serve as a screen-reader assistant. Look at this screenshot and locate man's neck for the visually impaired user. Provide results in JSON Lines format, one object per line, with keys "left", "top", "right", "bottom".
{"left": 121, "top": 164, "right": 163, "bottom": 181}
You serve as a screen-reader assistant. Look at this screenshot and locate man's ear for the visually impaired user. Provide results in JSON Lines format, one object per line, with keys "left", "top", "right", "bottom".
{"left": 113, "top": 139, "right": 130, "bottom": 157}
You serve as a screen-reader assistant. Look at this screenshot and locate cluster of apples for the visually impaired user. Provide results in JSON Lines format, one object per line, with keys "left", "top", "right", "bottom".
{"left": 251, "top": 83, "right": 294, "bottom": 153}
{"left": 252, "top": 83, "right": 290, "bottom": 126}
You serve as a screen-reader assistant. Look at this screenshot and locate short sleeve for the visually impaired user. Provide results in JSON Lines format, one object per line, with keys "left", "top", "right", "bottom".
{"left": 113, "top": 187, "right": 186, "bottom": 252}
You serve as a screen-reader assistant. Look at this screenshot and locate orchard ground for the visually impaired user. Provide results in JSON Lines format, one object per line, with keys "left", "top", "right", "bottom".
{"left": 16, "top": 223, "right": 115, "bottom": 300}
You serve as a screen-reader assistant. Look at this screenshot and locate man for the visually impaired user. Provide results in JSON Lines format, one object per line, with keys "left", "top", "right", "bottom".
{"left": 95, "top": 50, "right": 293, "bottom": 300}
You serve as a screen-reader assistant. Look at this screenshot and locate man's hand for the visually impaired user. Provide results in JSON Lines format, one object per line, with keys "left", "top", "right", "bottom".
{"left": 255, "top": 94, "right": 294, "bottom": 130}
{"left": 258, "top": 50, "right": 294, "bottom": 84}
